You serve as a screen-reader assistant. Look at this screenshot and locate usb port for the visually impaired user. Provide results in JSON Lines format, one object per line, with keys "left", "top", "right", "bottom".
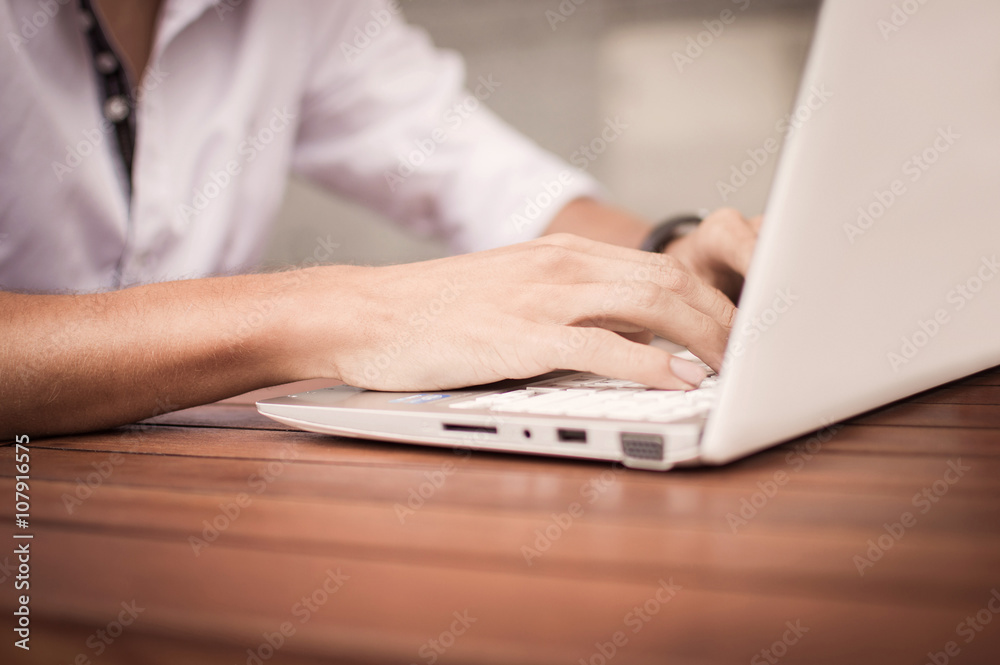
{"left": 557, "top": 428, "right": 588, "bottom": 444}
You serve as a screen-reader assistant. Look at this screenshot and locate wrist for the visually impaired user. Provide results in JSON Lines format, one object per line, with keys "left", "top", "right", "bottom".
{"left": 639, "top": 214, "right": 703, "bottom": 254}
{"left": 277, "top": 264, "right": 371, "bottom": 383}
{"left": 545, "top": 198, "right": 652, "bottom": 249}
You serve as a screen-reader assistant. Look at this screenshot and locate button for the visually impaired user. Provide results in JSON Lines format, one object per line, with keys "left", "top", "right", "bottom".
{"left": 95, "top": 52, "right": 118, "bottom": 74}
{"left": 448, "top": 400, "right": 482, "bottom": 410}
{"left": 103, "top": 95, "right": 130, "bottom": 122}
{"left": 77, "top": 10, "right": 94, "bottom": 31}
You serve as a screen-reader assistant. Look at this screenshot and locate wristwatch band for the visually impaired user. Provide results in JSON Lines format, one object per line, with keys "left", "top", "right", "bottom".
{"left": 639, "top": 214, "right": 703, "bottom": 253}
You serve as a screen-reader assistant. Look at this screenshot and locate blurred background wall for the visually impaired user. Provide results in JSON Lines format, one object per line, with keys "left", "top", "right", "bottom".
{"left": 263, "top": 0, "right": 820, "bottom": 268}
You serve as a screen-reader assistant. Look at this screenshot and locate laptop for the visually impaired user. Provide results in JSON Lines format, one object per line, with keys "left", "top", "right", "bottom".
{"left": 258, "top": 0, "right": 1000, "bottom": 470}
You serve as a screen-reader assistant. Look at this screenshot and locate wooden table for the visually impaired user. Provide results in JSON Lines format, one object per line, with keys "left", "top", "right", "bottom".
{"left": 4, "top": 369, "right": 1000, "bottom": 665}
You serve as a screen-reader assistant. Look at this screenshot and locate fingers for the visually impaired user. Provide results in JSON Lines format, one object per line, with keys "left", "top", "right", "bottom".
{"left": 617, "top": 330, "right": 655, "bottom": 344}
{"left": 519, "top": 235, "right": 737, "bottom": 335}
{"left": 532, "top": 231, "right": 683, "bottom": 268}
{"left": 545, "top": 282, "right": 728, "bottom": 371}
{"left": 595, "top": 253, "right": 737, "bottom": 334}
{"left": 698, "top": 209, "right": 760, "bottom": 277}
{"left": 504, "top": 233, "right": 735, "bottom": 371}
{"left": 537, "top": 325, "right": 707, "bottom": 390}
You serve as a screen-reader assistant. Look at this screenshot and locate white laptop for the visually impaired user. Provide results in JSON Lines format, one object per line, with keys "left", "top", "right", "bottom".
{"left": 258, "top": 0, "right": 1000, "bottom": 470}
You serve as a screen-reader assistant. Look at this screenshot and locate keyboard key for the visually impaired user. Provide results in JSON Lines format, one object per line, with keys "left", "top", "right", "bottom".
{"left": 530, "top": 391, "right": 629, "bottom": 416}
{"left": 449, "top": 389, "right": 539, "bottom": 409}
{"left": 492, "top": 390, "right": 595, "bottom": 414}
{"left": 448, "top": 399, "right": 483, "bottom": 409}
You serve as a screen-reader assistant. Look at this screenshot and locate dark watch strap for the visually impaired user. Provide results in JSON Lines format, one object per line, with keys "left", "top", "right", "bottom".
{"left": 639, "top": 214, "right": 703, "bottom": 253}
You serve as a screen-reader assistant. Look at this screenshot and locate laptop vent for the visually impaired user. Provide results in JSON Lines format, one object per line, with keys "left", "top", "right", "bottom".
{"left": 621, "top": 433, "right": 665, "bottom": 461}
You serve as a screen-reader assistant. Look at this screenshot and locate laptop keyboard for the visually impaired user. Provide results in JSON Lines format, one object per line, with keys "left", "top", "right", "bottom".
{"left": 448, "top": 353, "right": 719, "bottom": 423}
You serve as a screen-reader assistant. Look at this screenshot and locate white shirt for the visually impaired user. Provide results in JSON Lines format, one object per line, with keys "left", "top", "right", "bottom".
{"left": 0, "top": 0, "right": 600, "bottom": 292}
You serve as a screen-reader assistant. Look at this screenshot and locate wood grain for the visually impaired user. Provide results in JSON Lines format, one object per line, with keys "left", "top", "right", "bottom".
{"left": 6, "top": 528, "right": 1000, "bottom": 665}
{"left": 4, "top": 367, "right": 1000, "bottom": 664}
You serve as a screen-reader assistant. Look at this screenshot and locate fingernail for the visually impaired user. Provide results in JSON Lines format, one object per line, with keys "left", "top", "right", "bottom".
{"left": 670, "top": 357, "right": 706, "bottom": 388}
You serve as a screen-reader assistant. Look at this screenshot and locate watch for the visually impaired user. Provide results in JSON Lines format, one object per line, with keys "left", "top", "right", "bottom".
{"left": 639, "top": 214, "right": 703, "bottom": 254}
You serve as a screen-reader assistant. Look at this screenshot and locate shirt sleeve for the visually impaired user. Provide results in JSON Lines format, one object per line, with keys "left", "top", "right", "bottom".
{"left": 290, "top": 0, "right": 604, "bottom": 253}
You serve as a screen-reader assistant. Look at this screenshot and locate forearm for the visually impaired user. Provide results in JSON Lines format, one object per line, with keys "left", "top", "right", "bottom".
{"left": 0, "top": 268, "right": 334, "bottom": 438}
{"left": 543, "top": 198, "right": 652, "bottom": 250}
{"left": 0, "top": 223, "right": 750, "bottom": 439}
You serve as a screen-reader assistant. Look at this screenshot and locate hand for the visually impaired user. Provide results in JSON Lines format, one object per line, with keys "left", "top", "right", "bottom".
{"left": 295, "top": 234, "right": 738, "bottom": 391}
{"left": 662, "top": 208, "right": 762, "bottom": 303}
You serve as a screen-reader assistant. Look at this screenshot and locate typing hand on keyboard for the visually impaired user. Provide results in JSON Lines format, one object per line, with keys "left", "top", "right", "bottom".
{"left": 449, "top": 350, "right": 719, "bottom": 422}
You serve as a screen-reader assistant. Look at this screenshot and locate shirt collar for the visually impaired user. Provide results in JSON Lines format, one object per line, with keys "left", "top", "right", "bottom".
{"left": 155, "top": 0, "right": 223, "bottom": 56}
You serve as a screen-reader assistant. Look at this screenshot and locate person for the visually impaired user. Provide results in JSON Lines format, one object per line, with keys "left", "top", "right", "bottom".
{"left": 0, "top": 0, "right": 760, "bottom": 439}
